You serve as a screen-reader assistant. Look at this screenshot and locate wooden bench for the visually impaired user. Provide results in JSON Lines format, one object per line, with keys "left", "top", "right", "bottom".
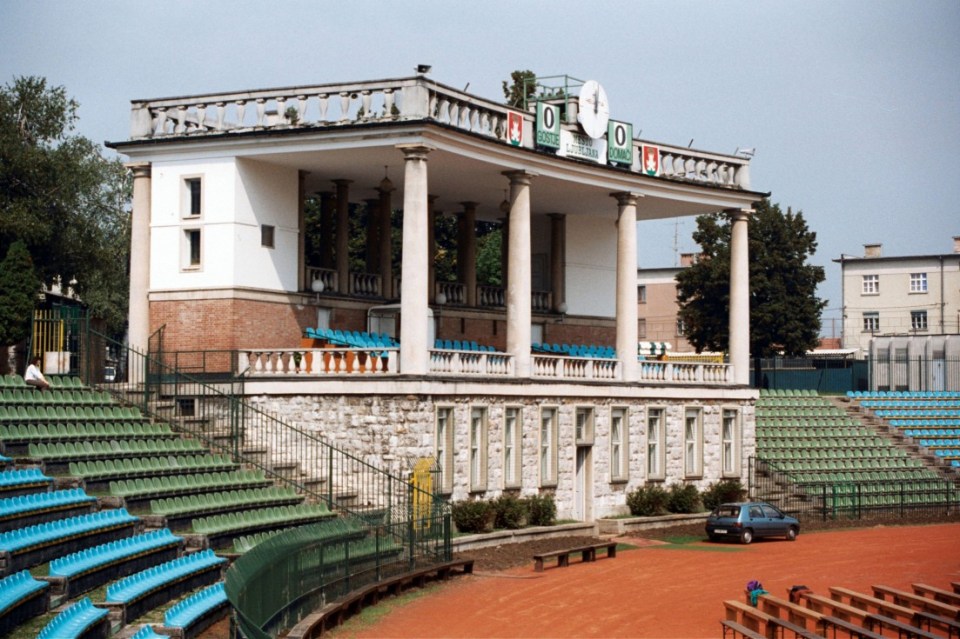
{"left": 829, "top": 585, "right": 919, "bottom": 623}
{"left": 798, "top": 592, "right": 871, "bottom": 624}
{"left": 873, "top": 584, "right": 960, "bottom": 620}
{"left": 914, "top": 583, "right": 960, "bottom": 607}
{"left": 758, "top": 594, "right": 825, "bottom": 635}
{"left": 819, "top": 615, "right": 885, "bottom": 639}
{"left": 721, "top": 619, "right": 767, "bottom": 639}
{"left": 911, "top": 610, "right": 960, "bottom": 639}
{"left": 864, "top": 613, "right": 941, "bottom": 639}
{"left": 532, "top": 541, "right": 617, "bottom": 572}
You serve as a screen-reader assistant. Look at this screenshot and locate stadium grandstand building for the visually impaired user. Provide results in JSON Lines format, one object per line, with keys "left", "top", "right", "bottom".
{"left": 108, "top": 73, "right": 766, "bottom": 519}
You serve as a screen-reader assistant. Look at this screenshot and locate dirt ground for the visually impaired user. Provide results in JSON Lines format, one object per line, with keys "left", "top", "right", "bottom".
{"left": 321, "top": 522, "right": 960, "bottom": 639}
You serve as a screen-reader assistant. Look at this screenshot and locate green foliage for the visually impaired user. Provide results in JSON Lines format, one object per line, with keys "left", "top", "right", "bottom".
{"left": 476, "top": 227, "right": 502, "bottom": 286}
{"left": 676, "top": 198, "right": 826, "bottom": 357}
{"left": 626, "top": 484, "right": 670, "bottom": 516}
{"left": 492, "top": 493, "right": 526, "bottom": 529}
{"left": 525, "top": 493, "right": 556, "bottom": 526}
{"left": 502, "top": 70, "right": 537, "bottom": 108}
{"left": 0, "top": 241, "right": 39, "bottom": 345}
{"left": 666, "top": 483, "right": 702, "bottom": 514}
{"left": 451, "top": 499, "right": 494, "bottom": 534}
{"left": 701, "top": 479, "right": 747, "bottom": 511}
{"left": 0, "top": 76, "right": 131, "bottom": 334}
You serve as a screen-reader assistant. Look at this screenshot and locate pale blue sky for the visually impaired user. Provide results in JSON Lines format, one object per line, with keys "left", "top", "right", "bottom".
{"left": 3, "top": 0, "right": 958, "bottom": 336}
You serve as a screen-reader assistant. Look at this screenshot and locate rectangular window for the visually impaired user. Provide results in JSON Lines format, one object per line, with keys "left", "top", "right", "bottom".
{"left": 435, "top": 406, "right": 454, "bottom": 494}
{"left": 610, "top": 407, "right": 628, "bottom": 482}
{"left": 638, "top": 285, "right": 647, "bottom": 304}
{"left": 676, "top": 318, "right": 686, "bottom": 337}
{"left": 638, "top": 319, "right": 647, "bottom": 339}
{"left": 911, "top": 310, "right": 928, "bottom": 332}
{"left": 183, "top": 229, "right": 202, "bottom": 269}
{"left": 722, "top": 409, "right": 740, "bottom": 477}
{"left": 646, "top": 407, "right": 665, "bottom": 479}
{"left": 469, "top": 407, "right": 488, "bottom": 492}
{"left": 909, "top": 273, "right": 927, "bottom": 293}
{"left": 503, "top": 407, "right": 521, "bottom": 488}
{"left": 539, "top": 407, "right": 558, "bottom": 487}
{"left": 575, "top": 407, "right": 594, "bottom": 445}
{"left": 863, "top": 312, "right": 879, "bottom": 333}
{"left": 261, "top": 224, "right": 275, "bottom": 248}
{"left": 862, "top": 274, "right": 879, "bottom": 295}
{"left": 684, "top": 407, "right": 702, "bottom": 478}
{"left": 184, "top": 178, "right": 202, "bottom": 217}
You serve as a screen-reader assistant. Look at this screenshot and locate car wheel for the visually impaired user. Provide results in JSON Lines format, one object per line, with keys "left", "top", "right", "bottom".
{"left": 708, "top": 533, "right": 720, "bottom": 542}
{"left": 786, "top": 526, "right": 798, "bottom": 541}
{"left": 740, "top": 529, "right": 754, "bottom": 545}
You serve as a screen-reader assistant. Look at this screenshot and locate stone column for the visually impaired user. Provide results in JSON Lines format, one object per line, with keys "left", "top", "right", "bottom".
{"left": 333, "top": 179, "right": 352, "bottom": 295}
{"left": 428, "top": 195, "right": 439, "bottom": 303}
{"left": 613, "top": 193, "right": 640, "bottom": 382}
{"left": 127, "top": 163, "right": 151, "bottom": 354}
{"left": 319, "top": 191, "right": 335, "bottom": 270}
{"left": 504, "top": 171, "right": 535, "bottom": 377}
{"left": 460, "top": 202, "right": 478, "bottom": 306}
{"left": 398, "top": 145, "right": 432, "bottom": 375}
{"left": 549, "top": 213, "right": 566, "bottom": 312}
{"left": 729, "top": 209, "right": 751, "bottom": 385}
{"left": 363, "top": 197, "right": 380, "bottom": 274}
{"left": 378, "top": 179, "right": 395, "bottom": 298}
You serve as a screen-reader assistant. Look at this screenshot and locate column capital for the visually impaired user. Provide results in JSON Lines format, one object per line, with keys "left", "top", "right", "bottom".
{"left": 610, "top": 191, "right": 642, "bottom": 207}
{"left": 726, "top": 207, "right": 752, "bottom": 221}
{"left": 397, "top": 143, "right": 434, "bottom": 161}
{"left": 124, "top": 162, "right": 151, "bottom": 178}
{"left": 502, "top": 169, "right": 537, "bottom": 185}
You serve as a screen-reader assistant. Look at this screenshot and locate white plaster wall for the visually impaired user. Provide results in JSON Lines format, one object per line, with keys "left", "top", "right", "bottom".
{"left": 564, "top": 214, "right": 616, "bottom": 317}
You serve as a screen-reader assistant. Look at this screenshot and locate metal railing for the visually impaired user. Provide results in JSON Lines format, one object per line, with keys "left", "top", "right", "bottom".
{"left": 749, "top": 457, "right": 958, "bottom": 522}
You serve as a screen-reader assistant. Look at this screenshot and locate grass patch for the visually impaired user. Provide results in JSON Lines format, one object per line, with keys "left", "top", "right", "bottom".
{"left": 662, "top": 534, "right": 705, "bottom": 545}
{"left": 326, "top": 583, "right": 441, "bottom": 637}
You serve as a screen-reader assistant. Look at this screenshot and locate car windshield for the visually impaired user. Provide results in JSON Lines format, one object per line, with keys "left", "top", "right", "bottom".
{"left": 712, "top": 506, "right": 741, "bottom": 518}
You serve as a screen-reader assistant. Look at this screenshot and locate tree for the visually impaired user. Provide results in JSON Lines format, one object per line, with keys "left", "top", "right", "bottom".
{"left": 676, "top": 199, "right": 826, "bottom": 371}
{"left": 0, "top": 241, "right": 39, "bottom": 349}
{"left": 501, "top": 70, "right": 537, "bottom": 108}
{"left": 0, "top": 76, "right": 131, "bottom": 334}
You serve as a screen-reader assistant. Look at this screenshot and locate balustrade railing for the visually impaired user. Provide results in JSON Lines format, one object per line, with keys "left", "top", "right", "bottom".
{"left": 531, "top": 290, "right": 553, "bottom": 313}
{"left": 477, "top": 285, "right": 505, "bottom": 308}
{"left": 532, "top": 355, "right": 621, "bottom": 381}
{"left": 429, "top": 349, "right": 514, "bottom": 376}
{"left": 239, "top": 348, "right": 398, "bottom": 376}
{"left": 435, "top": 281, "right": 466, "bottom": 305}
{"left": 305, "top": 266, "right": 338, "bottom": 293}
{"left": 349, "top": 272, "right": 382, "bottom": 297}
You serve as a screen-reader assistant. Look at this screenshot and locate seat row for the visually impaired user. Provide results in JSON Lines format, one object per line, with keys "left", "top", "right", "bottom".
{"left": 163, "top": 581, "right": 228, "bottom": 635}
{"left": 0, "top": 421, "right": 173, "bottom": 444}
{"left": 532, "top": 342, "right": 617, "bottom": 359}
{"left": 889, "top": 418, "right": 960, "bottom": 428}
{"left": 306, "top": 327, "right": 399, "bottom": 348}
{"left": 861, "top": 399, "right": 960, "bottom": 409}
{"left": 875, "top": 409, "right": 960, "bottom": 418}
{"left": 110, "top": 469, "right": 272, "bottom": 504}
{"left": 150, "top": 486, "right": 302, "bottom": 519}
{"left": 848, "top": 390, "right": 960, "bottom": 399}
{"left": 0, "top": 375, "right": 85, "bottom": 389}
{"left": 191, "top": 503, "right": 334, "bottom": 548}
{"left": 433, "top": 339, "right": 497, "bottom": 352}
{"left": 759, "top": 389, "right": 820, "bottom": 397}
{"left": 69, "top": 454, "right": 238, "bottom": 490}
{"left": 28, "top": 438, "right": 204, "bottom": 462}
{"left": 0, "top": 404, "right": 142, "bottom": 422}
{"left": 0, "top": 488, "right": 96, "bottom": 524}
{"left": 0, "top": 388, "right": 114, "bottom": 407}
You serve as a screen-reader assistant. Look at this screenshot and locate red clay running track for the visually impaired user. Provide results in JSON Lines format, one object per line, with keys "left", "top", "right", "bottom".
{"left": 333, "top": 523, "right": 960, "bottom": 638}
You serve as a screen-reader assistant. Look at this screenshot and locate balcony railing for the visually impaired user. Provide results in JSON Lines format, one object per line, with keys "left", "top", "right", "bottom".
{"left": 239, "top": 348, "right": 398, "bottom": 376}
{"left": 429, "top": 349, "right": 514, "bottom": 376}
{"left": 128, "top": 77, "right": 750, "bottom": 189}
{"left": 435, "top": 281, "right": 466, "bottom": 305}
{"left": 532, "top": 354, "right": 621, "bottom": 381}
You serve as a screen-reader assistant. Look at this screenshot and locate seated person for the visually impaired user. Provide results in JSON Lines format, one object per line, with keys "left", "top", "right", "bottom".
{"left": 24, "top": 356, "right": 51, "bottom": 392}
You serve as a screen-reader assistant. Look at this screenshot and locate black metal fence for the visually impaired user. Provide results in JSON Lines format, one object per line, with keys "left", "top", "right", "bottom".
{"left": 749, "top": 458, "right": 958, "bottom": 522}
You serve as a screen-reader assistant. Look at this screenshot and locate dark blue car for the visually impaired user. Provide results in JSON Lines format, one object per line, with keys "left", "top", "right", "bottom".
{"left": 705, "top": 502, "right": 800, "bottom": 544}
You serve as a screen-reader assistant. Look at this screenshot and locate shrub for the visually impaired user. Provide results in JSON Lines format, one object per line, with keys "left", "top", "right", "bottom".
{"left": 701, "top": 479, "right": 747, "bottom": 511}
{"left": 492, "top": 493, "right": 527, "bottom": 529}
{"left": 626, "top": 484, "right": 669, "bottom": 516}
{"left": 525, "top": 494, "right": 556, "bottom": 526}
{"left": 666, "top": 483, "right": 702, "bottom": 514}
{"left": 451, "top": 499, "right": 494, "bottom": 534}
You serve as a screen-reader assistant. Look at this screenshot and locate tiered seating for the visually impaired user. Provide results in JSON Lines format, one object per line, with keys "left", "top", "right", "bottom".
{"left": 532, "top": 342, "right": 616, "bottom": 359}
{"left": 0, "top": 487, "right": 97, "bottom": 532}
{"left": 47, "top": 529, "right": 183, "bottom": 598}
{"left": 45, "top": 375, "right": 87, "bottom": 390}
{"left": 0, "top": 468, "right": 53, "bottom": 497}
{"left": 105, "top": 549, "right": 226, "bottom": 624}
{"left": 434, "top": 339, "right": 497, "bottom": 352}
{"left": 850, "top": 390, "right": 960, "bottom": 468}
{"left": 306, "top": 327, "right": 398, "bottom": 349}
{"left": 162, "top": 581, "right": 229, "bottom": 638}
{"left": 37, "top": 596, "right": 109, "bottom": 639}
{"left": 0, "top": 388, "right": 114, "bottom": 406}
{"left": 191, "top": 503, "right": 334, "bottom": 549}
{"left": 69, "top": 454, "right": 238, "bottom": 491}
{"left": 0, "top": 375, "right": 27, "bottom": 388}
{"left": 110, "top": 469, "right": 274, "bottom": 511}
{"left": 1, "top": 422, "right": 176, "bottom": 456}
{"left": 150, "top": 486, "right": 304, "bottom": 531}
{"left": 28, "top": 439, "right": 205, "bottom": 474}
{"left": 0, "top": 570, "right": 50, "bottom": 636}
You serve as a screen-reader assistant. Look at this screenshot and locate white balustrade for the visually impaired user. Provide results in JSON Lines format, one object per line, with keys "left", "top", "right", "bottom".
{"left": 428, "top": 349, "right": 514, "bottom": 376}
{"left": 436, "top": 281, "right": 465, "bottom": 305}
{"left": 239, "top": 348, "right": 398, "bottom": 376}
{"left": 305, "top": 266, "right": 338, "bottom": 293}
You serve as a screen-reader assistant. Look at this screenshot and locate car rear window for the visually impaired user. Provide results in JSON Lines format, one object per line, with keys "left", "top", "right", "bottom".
{"left": 713, "top": 506, "right": 740, "bottom": 518}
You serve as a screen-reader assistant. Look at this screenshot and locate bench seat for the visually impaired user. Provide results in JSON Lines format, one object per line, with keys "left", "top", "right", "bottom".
{"left": 37, "top": 597, "right": 110, "bottom": 639}
{"left": 162, "top": 581, "right": 229, "bottom": 639}
{"left": 0, "top": 488, "right": 97, "bottom": 533}
{"left": 0, "top": 569, "right": 50, "bottom": 636}
{"left": 532, "top": 541, "right": 617, "bottom": 572}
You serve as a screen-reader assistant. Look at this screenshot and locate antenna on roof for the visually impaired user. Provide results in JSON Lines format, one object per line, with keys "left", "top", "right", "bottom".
{"left": 416, "top": 64, "right": 432, "bottom": 74}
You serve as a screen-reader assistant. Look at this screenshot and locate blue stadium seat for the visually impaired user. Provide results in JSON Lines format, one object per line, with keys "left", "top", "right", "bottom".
{"left": 37, "top": 597, "right": 109, "bottom": 639}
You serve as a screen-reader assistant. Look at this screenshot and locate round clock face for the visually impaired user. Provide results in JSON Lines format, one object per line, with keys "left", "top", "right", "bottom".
{"left": 578, "top": 80, "right": 610, "bottom": 139}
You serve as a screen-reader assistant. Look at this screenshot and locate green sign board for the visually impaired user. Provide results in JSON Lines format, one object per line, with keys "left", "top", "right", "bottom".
{"left": 536, "top": 102, "right": 561, "bottom": 149}
{"left": 607, "top": 120, "right": 633, "bottom": 166}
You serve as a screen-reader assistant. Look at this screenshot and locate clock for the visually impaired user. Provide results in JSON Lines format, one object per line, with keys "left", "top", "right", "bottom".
{"left": 577, "top": 80, "right": 610, "bottom": 139}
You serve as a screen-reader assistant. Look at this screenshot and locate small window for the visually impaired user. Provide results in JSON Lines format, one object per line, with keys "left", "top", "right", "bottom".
{"left": 862, "top": 312, "right": 879, "bottom": 333}
{"left": 862, "top": 274, "right": 879, "bottom": 295}
{"left": 575, "top": 407, "right": 594, "bottom": 445}
{"left": 183, "top": 229, "right": 202, "bottom": 269}
{"left": 684, "top": 407, "right": 702, "bottom": 478}
{"left": 638, "top": 285, "right": 647, "bottom": 304}
{"left": 539, "top": 407, "right": 558, "bottom": 487}
{"left": 676, "top": 318, "right": 686, "bottom": 337}
{"left": 722, "top": 409, "right": 740, "bottom": 477}
{"left": 610, "top": 407, "right": 628, "bottom": 482}
{"left": 184, "top": 178, "right": 202, "bottom": 217}
{"left": 911, "top": 310, "right": 928, "bottom": 332}
{"left": 503, "top": 406, "right": 522, "bottom": 488}
{"left": 436, "top": 406, "right": 454, "bottom": 494}
{"left": 638, "top": 318, "right": 647, "bottom": 339}
{"left": 909, "top": 273, "right": 927, "bottom": 293}
{"left": 469, "top": 407, "right": 488, "bottom": 492}
{"left": 646, "top": 407, "right": 665, "bottom": 479}
{"left": 261, "top": 224, "right": 275, "bottom": 249}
